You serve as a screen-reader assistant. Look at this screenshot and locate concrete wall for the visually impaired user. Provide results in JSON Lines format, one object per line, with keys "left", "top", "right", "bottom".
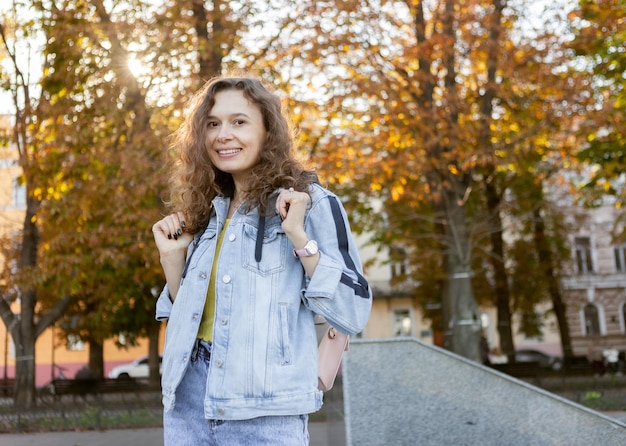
{"left": 342, "top": 338, "right": 626, "bottom": 446}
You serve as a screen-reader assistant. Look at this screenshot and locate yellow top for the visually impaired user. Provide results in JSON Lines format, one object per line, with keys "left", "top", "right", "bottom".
{"left": 197, "top": 219, "right": 230, "bottom": 342}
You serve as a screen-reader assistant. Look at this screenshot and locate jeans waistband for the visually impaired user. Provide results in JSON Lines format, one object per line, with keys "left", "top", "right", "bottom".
{"left": 191, "top": 338, "right": 212, "bottom": 363}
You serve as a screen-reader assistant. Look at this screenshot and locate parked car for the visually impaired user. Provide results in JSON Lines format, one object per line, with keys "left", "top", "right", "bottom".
{"left": 514, "top": 349, "right": 563, "bottom": 371}
{"left": 108, "top": 355, "right": 162, "bottom": 380}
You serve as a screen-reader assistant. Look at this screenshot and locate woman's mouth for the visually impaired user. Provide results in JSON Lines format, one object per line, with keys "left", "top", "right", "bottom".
{"left": 217, "top": 148, "right": 241, "bottom": 156}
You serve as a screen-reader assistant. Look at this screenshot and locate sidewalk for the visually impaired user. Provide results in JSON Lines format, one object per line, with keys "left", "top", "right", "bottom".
{"left": 0, "top": 427, "right": 162, "bottom": 446}
{"left": 0, "top": 421, "right": 343, "bottom": 446}
{"left": 603, "top": 411, "right": 626, "bottom": 424}
{"left": 1, "top": 413, "right": 624, "bottom": 445}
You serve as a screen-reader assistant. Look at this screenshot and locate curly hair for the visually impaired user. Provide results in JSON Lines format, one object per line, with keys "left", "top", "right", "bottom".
{"left": 165, "top": 76, "right": 317, "bottom": 234}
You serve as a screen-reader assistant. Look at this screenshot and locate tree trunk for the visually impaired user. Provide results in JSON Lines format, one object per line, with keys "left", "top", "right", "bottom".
{"left": 12, "top": 197, "right": 40, "bottom": 408}
{"left": 148, "top": 320, "right": 161, "bottom": 387}
{"left": 445, "top": 271, "right": 481, "bottom": 362}
{"left": 533, "top": 206, "right": 574, "bottom": 359}
{"left": 478, "top": 0, "right": 514, "bottom": 360}
{"left": 88, "top": 339, "right": 105, "bottom": 379}
{"left": 437, "top": 0, "right": 481, "bottom": 362}
{"left": 191, "top": 0, "right": 224, "bottom": 82}
{"left": 441, "top": 188, "right": 482, "bottom": 362}
{"left": 12, "top": 298, "right": 37, "bottom": 409}
{"left": 485, "top": 181, "right": 515, "bottom": 361}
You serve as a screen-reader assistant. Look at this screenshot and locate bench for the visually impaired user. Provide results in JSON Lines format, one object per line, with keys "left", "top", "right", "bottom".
{"left": 490, "top": 361, "right": 542, "bottom": 381}
{"left": 93, "top": 378, "right": 150, "bottom": 394}
{"left": 561, "top": 356, "right": 595, "bottom": 377}
{"left": 51, "top": 378, "right": 99, "bottom": 397}
{"left": 0, "top": 378, "right": 16, "bottom": 397}
{"left": 39, "top": 377, "right": 149, "bottom": 403}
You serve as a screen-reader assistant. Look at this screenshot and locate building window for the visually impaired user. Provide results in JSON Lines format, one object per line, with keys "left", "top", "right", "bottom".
{"left": 12, "top": 176, "right": 26, "bottom": 209}
{"left": 390, "top": 246, "right": 409, "bottom": 280}
{"left": 583, "top": 303, "right": 601, "bottom": 336}
{"left": 575, "top": 237, "right": 594, "bottom": 274}
{"left": 614, "top": 244, "right": 626, "bottom": 272}
{"left": 621, "top": 302, "right": 626, "bottom": 334}
{"left": 393, "top": 309, "right": 412, "bottom": 336}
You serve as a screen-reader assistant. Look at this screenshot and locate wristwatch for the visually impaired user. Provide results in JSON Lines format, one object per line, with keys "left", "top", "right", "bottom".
{"left": 293, "top": 240, "right": 319, "bottom": 258}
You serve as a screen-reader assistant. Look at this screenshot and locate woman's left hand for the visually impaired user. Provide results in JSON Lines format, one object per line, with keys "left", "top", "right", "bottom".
{"left": 277, "top": 187, "right": 319, "bottom": 277}
{"left": 276, "top": 187, "right": 310, "bottom": 238}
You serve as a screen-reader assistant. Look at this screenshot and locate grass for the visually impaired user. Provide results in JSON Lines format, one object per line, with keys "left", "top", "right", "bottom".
{"left": 0, "top": 392, "right": 163, "bottom": 434}
{"left": 0, "top": 387, "right": 337, "bottom": 434}
{"left": 531, "top": 373, "right": 626, "bottom": 411}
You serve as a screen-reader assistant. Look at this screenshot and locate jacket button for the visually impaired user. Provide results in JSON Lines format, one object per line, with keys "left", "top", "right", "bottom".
{"left": 200, "top": 273, "right": 207, "bottom": 279}
{"left": 228, "top": 233, "right": 236, "bottom": 242}
{"left": 220, "top": 318, "right": 227, "bottom": 325}
{"left": 222, "top": 275, "right": 231, "bottom": 283}
{"left": 215, "top": 359, "right": 223, "bottom": 367}
{"left": 217, "top": 408, "right": 225, "bottom": 416}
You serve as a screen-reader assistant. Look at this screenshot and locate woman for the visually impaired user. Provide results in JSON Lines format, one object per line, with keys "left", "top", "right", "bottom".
{"left": 152, "top": 75, "right": 372, "bottom": 445}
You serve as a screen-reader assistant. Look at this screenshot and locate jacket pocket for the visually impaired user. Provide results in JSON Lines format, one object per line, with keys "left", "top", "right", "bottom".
{"left": 183, "top": 227, "right": 217, "bottom": 276}
{"left": 242, "top": 222, "right": 287, "bottom": 276}
{"left": 278, "top": 303, "right": 292, "bottom": 365}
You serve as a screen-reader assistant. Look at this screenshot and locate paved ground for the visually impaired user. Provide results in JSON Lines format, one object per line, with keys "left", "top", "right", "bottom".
{"left": 604, "top": 410, "right": 626, "bottom": 424}
{"left": 2, "top": 413, "right": 626, "bottom": 445}
{"left": 2, "top": 413, "right": 625, "bottom": 446}
{"left": 0, "top": 421, "right": 344, "bottom": 446}
{"left": 6, "top": 371, "right": 626, "bottom": 445}
{"left": 1, "top": 427, "right": 164, "bottom": 446}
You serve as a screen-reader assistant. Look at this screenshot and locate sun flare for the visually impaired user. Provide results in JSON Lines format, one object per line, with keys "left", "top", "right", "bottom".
{"left": 127, "top": 56, "right": 145, "bottom": 77}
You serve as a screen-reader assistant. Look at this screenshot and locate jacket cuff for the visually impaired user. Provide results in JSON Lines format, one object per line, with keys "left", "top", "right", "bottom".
{"left": 155, "top": 285, "right": 173, "bottom": 321}
{"left": 302, "top": 253, "right": 342, "bottom": 299}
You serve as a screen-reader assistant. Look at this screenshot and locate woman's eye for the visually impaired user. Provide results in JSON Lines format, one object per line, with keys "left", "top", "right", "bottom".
{"left": 233, "top": 119, "right": 246, "bottom": 126}
{"left": 208, "top": 121, "right": 219, "bottom": 127}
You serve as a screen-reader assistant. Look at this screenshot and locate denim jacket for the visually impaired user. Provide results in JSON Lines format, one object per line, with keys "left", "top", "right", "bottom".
{"left": 155, "top": 183, "right": 372, "bottom": 420}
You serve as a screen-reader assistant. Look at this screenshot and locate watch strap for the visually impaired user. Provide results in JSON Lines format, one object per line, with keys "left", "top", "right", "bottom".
{"left": 293, "top": 247, "right": 310, "bottom": 257}
{"left": 293, "top": 240, "right": 318, "bottom": 258}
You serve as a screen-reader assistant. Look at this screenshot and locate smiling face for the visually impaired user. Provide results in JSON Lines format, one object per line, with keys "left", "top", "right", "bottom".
{"left": 206, "top": 89, "right": 267, "bottom": 189}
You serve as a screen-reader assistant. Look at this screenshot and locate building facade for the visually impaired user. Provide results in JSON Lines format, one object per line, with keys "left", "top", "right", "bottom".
{"left": 358, "top": 234, "right": 562, "bottom": 358}
{"left": 357, "top": 198, "right": 626, "bottom": 360}
{"left": 561, "top": 201, "right": 626, "bottom": 356}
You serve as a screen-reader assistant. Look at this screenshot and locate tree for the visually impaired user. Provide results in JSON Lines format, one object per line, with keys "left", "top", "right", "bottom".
{"left": 27, "top": 0, "right": 163, "bottom": 383}
{"left": 29, "top": 0, "right": 239, "bottom": 382}
{"left": 570, "top": 0, "right": 626, "bottom": 226}
{"left": 265, "top": 0, "right": 590, "bottom": 361}
{"left": 32, "top": 0, "right": 301, "bottom": 384}
{"left": 471, "top": 0, "right": 588, "bottom": 360}
{"left": 0, "top": 5, "right": 72, "bottom": 407}
{"left": 286, "top": 0, "right": 489, "bottom": 360}
{"left": 1, "top": 0, "right": 311, "bottom": 398}
{"left": 475, "top": 0, "right": 516, "bottom": 360}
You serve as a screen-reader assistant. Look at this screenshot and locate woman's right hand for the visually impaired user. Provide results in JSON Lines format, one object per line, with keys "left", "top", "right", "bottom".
{"left": 152, "top": 212, "right": 194, "bottom": 255}
{"left": 152, "top": 212, "right": 193, "bottom": 303}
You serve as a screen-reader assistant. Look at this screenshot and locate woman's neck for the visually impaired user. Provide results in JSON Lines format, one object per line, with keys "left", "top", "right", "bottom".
{"left": 227, "top": 192, "right": 244, "bottom": 218}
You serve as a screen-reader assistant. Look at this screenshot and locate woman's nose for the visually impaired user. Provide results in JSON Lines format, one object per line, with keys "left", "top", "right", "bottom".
{"left": 217, "top": 126, "right": 232, "bottom": 142}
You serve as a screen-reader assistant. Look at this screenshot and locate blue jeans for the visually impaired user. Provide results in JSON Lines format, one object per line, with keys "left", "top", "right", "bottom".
{"left": 163, "top": 339, "right": 310, "bottom": 445}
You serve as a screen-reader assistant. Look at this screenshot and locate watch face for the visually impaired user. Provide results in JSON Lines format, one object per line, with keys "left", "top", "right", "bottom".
{"left": 294, "top": 240, "right": 319, "bottom": 257}
{"left": 306, "top": 240, "right": 319, "bottom": 255}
